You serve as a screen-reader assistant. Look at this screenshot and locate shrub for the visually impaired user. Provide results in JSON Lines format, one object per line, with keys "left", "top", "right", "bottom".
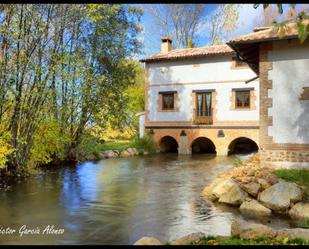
{"left": 0, "top": 125, "right": 13, "bottom": 169}
{"left": 29, "top": 119, "right": 69, "bottom": 166}
{"left": 132, "top": 136, "right": 157, "bottom": 153}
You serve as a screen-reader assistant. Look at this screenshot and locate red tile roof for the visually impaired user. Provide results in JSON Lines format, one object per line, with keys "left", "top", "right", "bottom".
{"left": 140, "top": 44, "right": 234, "bottom": 63}
{"left": 229, "top": 21, "right": 306, "bottom": 44}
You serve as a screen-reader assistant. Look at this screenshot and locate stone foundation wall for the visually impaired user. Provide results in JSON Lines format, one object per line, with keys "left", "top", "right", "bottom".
{"left": 150, "top": 127, "right": 259, "bottom": 156}
{"left": 260, "top": 150, "right": 309, "bottom": 164}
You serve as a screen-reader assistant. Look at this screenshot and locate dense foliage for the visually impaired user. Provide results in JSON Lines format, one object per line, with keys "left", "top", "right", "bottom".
{"left": 0, "top": 4, "right": 144, "bottom": 173}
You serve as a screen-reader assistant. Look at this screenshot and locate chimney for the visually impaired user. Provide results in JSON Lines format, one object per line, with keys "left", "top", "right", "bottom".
{"left": 161, "top": 37, "right": 172, "bottom": 53}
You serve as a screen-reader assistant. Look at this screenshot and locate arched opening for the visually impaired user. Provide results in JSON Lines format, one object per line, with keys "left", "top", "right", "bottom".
{"left": 191, "top": 137, "right": 216, "bottom": 154}
{"left": 159, "top": 136, "right": 178, "bottom": 153}
{"left": 228, "top": 137, "right": 258, "bottom": 155}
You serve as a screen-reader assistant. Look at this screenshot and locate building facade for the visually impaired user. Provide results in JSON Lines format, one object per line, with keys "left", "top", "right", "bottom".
{"left": 140, "top": 38, "right": 260, "bottom": 155}
{"left": 228, "top": 23, "right": 309, "bottom": 167}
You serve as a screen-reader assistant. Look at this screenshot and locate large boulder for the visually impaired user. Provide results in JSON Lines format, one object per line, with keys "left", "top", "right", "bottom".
{"left": 231, "top": 220, "right": 276, "bottom": 240}
{"left": 202, "top": 178, "right": 227, "bottom": 201}
{"left": 100, "top": 150, "right": 119, "bottom": 159}
{"left": 239, "top": 199, "right": 272, "bottom": 217}
{"left": 289, "top": 202, "right": 309, "bottom": 220}
{"left": 240, "top": 182, "right": 261, "bottom": 197}
{"left": 119, "top": 149, "right": 131, "bottom": 157}
{"left": 170, "top": 232, "right": 205, "bottom": 245}
{"left": 258, "top": 181, "right": 302, "bottom": 212}
{"left": 133, "top": 237, "right": 163, "bottom": 245}
{"left": 218, "top": 183, "right": 248, "bottom": 206}
{"left": 126, "top": 147, "right": 139, "bottom": 156}
{"left": 212, "top": 179, "right": 238, "bottom": 198}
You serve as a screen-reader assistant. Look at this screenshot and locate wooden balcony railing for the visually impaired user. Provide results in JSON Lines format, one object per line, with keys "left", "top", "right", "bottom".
{"left": 192, "top": 108, "right": 213, "bottom": 125}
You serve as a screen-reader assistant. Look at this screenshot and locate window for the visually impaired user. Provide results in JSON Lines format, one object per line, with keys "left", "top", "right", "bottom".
{"left": 235, "top": 90, "right": 250, "bottom": 108}
{"left": 162, "top": 93, "right": 174, "bottom": 110}
{"left": 196, "top": 92, "right": 212, "bottom": 117}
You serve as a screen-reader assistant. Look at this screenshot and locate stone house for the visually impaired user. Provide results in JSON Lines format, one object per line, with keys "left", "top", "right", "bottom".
{"left": 139, "top": 37, "right": 260, "bottom": 155}
{"left": 228, "top": 23, "right": 309, "bottom": 167}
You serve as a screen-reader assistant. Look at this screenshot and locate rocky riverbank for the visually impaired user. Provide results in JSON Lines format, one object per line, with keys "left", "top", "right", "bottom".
{"left": 133, "top": 220, "right": 309, "bottom": 245}
{"left": 133, "top": 153, "right": 309, "bottom": 245}
{"left": 79, "top": 147, "right": 150, "bottom": 162}
{"left": 202, "top": 154, "right": 309, "bottom": 221}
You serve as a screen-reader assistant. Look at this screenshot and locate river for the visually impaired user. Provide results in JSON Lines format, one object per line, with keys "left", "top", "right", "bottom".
{"left": 0, "top": 154, "right": 294, "bottom": 245}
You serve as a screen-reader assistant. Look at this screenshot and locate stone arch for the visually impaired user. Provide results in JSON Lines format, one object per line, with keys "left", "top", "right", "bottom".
{"left": 228, "top": 137, "right": 259, "bottom": 155}
{"left": 191, "top": 137, "right": 216, "bottom": 154}
{"left": 159, "top": 136, "right": 179, "bottom": 153}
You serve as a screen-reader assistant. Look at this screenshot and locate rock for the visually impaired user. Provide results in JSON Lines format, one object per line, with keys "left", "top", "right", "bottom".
{"left": 85, "top": 154, "right": 97, "bottom": 161}
{"left": 276, "top": 228, "right": 309, "bottom": 241}
{"left": 231, "top": 220, "right": 276, "bottom": 240}
{"left": 133, "top": 237, "right": 163, "bottom": 245}
{"left": 212, "top": 179, "right": 238, "bottom": 198}
{"left": 258, "top": 181, "right": 302, "bottom": 212}
{"left": 170, "top": 232, "right": 205, "bottom": 245}
{"left": 119, "top": 149, "right": 131, "bottom": 157}
{"left": 126, "top": 147, "right": 138, "bottom": 156}
{"left": 100, "top": 150, "right": 119, "bottom": 159}
{"left": 202, "top": 178, "right": 227, "bottom": 201}
{"left": 218, "top": 183, "right": 248, "bottom": 206}
{"left": 240, "top": 182, "right": 261, "bottom": 197}
{"left": 258, "top": 178, "right": 271, "bottom": 189}
{"left": 202, "top": 177, "right": 226, "bottom": 201}
{"left": 239, "top": 199, "right": 272, "bottom": 217}
{"left": 289, "top": 202, "right": 309, "bottom": 220}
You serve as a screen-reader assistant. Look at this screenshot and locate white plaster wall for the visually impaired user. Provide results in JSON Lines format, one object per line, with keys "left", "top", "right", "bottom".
{"left": 147, "top": 56, "right": 259, "bottom": 122}
{"left": 148, "top": 55, "right": 256, "bottom": 84}
{"left": 268, "top": 40, "right": 309, "bottom": 144}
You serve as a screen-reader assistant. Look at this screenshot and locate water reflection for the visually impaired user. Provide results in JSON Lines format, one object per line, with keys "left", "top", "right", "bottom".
{"left": 0, "top": 154, "right": 295, "bottom": 245}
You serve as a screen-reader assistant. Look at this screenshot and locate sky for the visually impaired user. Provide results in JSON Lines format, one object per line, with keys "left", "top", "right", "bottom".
{"left": 134, "top": 4, "right": 298, "bottom": 60}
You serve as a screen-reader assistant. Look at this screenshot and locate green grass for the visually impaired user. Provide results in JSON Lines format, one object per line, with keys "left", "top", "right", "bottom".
{"left": 297, "top": 218, "right": 309, "bottom": 229}
{"left": 273, "top": 169, "right": 309, "bottom": 188}
{"left": 193, "top": 235, "right": 309, "bottom": 245}
{"left": 99, "top": 136, "right": 157, "bottom": 153}
{"left": 232, "top": 157, "right": 243, "bottom": 167}
{"left": 99, "top": 139, "right": 134, "bottom": 151}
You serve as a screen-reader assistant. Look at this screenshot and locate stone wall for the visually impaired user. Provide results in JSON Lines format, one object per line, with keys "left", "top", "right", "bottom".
{"left": 150, "top": 127, "right": 259, "bottom": 156}
{"left": 259, "top": 39, "right": 309, "bottom": 167}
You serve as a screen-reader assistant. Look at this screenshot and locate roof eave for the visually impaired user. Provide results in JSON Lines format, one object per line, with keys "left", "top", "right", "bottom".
{"left": 139, "top": 51, "right": 235, "bottom": 63}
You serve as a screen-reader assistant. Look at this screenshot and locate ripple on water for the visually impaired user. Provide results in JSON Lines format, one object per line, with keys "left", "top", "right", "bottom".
{"left": 0, "top": 154, "right": 296, "bottom": 245}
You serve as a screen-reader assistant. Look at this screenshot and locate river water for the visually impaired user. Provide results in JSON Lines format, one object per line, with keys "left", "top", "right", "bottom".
{"left": 0, "top": 154, "right": 294, "bottom": 245}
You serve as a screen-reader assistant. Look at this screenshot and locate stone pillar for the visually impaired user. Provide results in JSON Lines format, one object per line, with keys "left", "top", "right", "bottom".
{"left": 216, "top": 129, "right": 228, "bottom": 156}
{"left": 178, "top": 130, "right": 191, "bottom": 154}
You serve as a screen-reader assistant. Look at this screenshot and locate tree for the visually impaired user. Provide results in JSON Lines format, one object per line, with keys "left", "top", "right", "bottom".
{"left": 253, "top": 4, "right": 280, "bottom": 27}
{"left": 148, "top": 4, "right": 206, "bottom": 48}
{"left": 0, "top": 4, "right": 143, "bottom": 172}
{"left": 207, "top": 4, "right": 240, "bottom": 45}
{"left": 254, "top": 4, "right": 309, "bottom": 43}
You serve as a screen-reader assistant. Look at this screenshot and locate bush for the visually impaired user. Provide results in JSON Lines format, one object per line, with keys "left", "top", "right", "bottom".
{"left": 132, "top": 136, "right": 157, "bottom": 153}
{"left": 0, "top": 125, "right": 13, "bottom": 169}
{"left": 77, "top": 134, "right": 102, "bottom": 159}
{"left": 29, "top": 119, "right": 69, "bottom": 166}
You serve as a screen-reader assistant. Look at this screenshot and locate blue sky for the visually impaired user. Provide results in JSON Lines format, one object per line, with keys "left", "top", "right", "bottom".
{"left": 134, "top": 4, "right": 299, "bottom": 60}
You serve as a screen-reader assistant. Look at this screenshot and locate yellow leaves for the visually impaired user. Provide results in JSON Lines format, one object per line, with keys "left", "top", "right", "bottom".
{"left": 29, "top": 119, "right": 69, "bottom": 166}
{"left": 0, "top": 126, "right": 13, "bottom": 169}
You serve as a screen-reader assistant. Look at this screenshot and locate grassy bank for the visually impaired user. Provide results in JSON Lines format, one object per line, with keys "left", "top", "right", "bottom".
{"left": 77, "top": 135, "right": 157, "bottom": 161}
{"left": 191, "top": 236, "right": 309, "bottom": 245}
{"left": 273, "top": 169, "right": 309, "bottom": 188}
